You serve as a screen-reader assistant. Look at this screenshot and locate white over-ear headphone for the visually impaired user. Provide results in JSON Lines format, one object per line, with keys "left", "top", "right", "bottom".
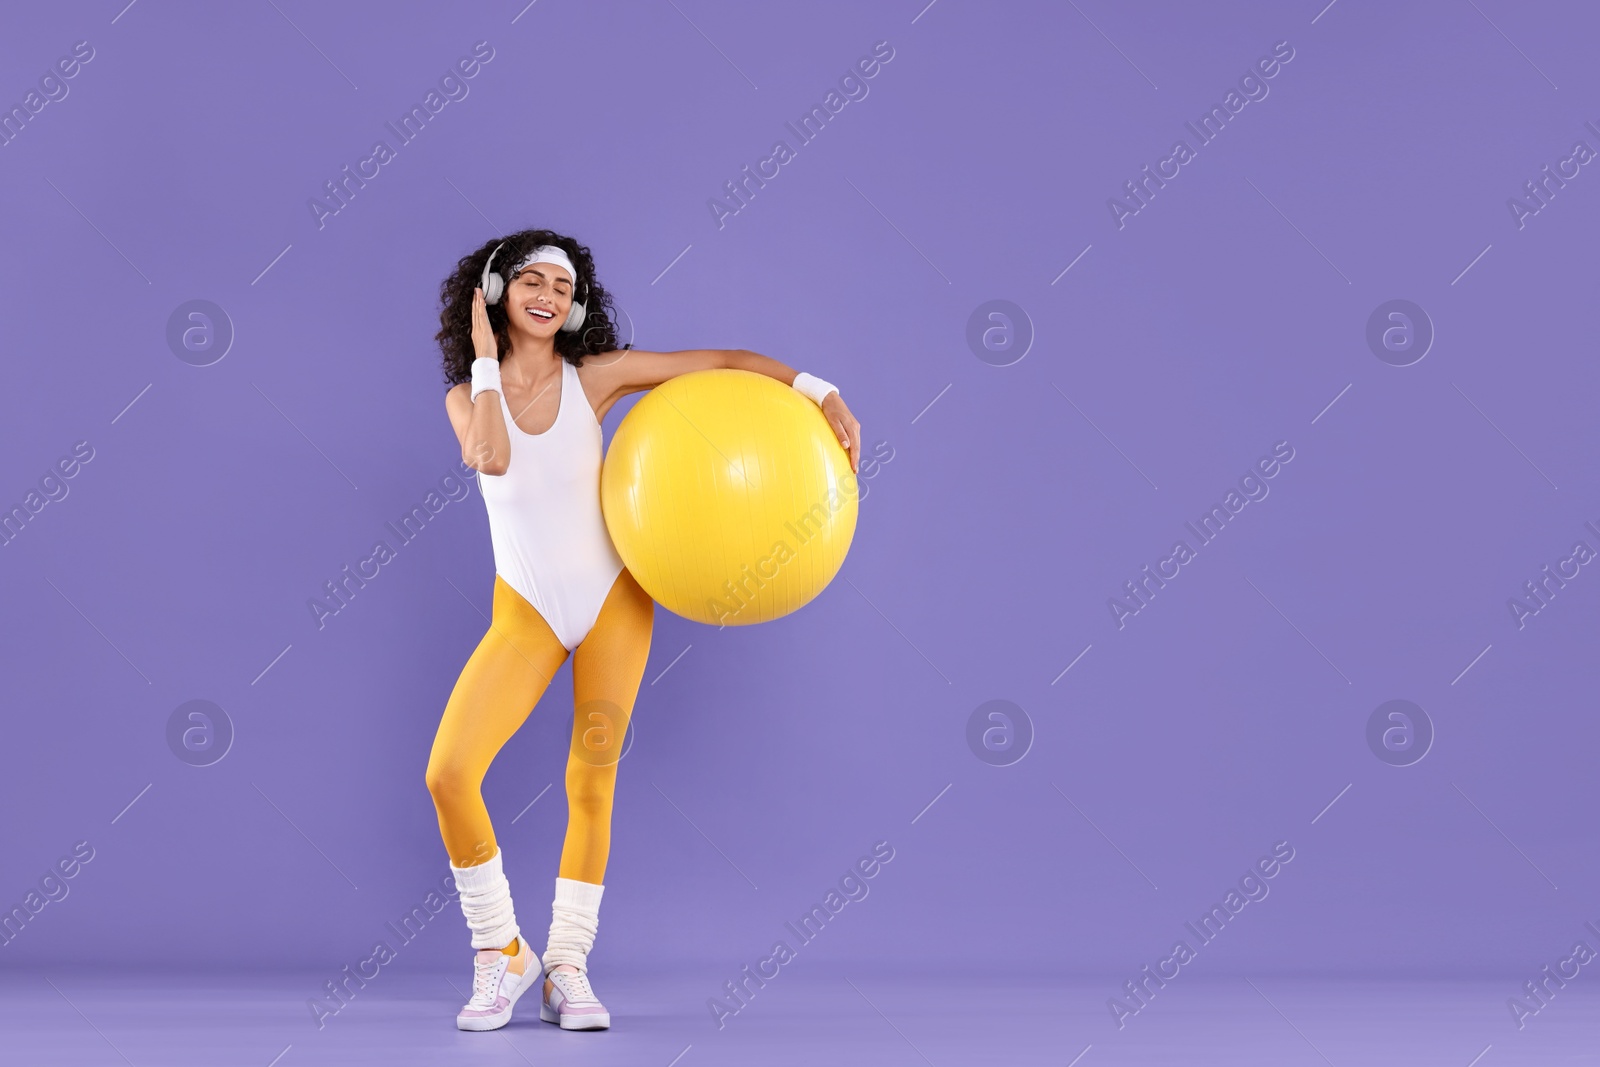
{"left": 480, "top": 240, "right": 588, "bottom": 333}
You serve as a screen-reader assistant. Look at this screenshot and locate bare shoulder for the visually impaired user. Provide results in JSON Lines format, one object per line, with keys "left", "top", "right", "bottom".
{"left": 576, "top": 349, "right": 631, "bottom": 382}
{"left": 576, "top": 350, "right": 631, "bottom": 419}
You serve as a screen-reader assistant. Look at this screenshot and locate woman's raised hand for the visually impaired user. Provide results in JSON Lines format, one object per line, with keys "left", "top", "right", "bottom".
{"left": 471, "top": 287, "right": 499, "bottom": 363}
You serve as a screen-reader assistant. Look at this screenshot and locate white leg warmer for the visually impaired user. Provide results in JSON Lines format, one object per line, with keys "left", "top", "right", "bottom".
{"left": 451, "top": 847, "right": 521, "bottom": 950}
{"left": 543, "top": 877, "right": 604, "bottom": 972}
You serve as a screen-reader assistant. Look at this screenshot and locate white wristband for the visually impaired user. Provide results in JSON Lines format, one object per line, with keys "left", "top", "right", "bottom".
{"left": 470, "top": 357, "right": 502, "bottom": 402}
{"left": 791, "top": 371, "right": 838, "bottom": 407}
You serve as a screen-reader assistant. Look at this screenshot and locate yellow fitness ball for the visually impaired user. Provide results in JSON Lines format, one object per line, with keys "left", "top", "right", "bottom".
{"left": 600, "top": 368, "right": 858, "bottom": 626}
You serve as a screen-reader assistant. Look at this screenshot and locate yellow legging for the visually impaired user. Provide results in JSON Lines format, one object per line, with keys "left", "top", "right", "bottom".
{"left": 426, "top": 568, "right": 654, "bottom": 884}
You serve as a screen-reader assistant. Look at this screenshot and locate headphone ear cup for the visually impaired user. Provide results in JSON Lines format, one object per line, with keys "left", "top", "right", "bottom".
{"left": 562, "top": 300, "right": 587, "bottom": 333}
{"left": 480, "top": 240, "right": 506, "bottom": 305}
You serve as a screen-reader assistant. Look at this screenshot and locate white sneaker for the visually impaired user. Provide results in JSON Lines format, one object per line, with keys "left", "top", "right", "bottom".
{"left": 540, "top": 967, "right": 611, "bottom": 1030}
{"left": 456, "top": 937, "right": 538, "bottom": 1031}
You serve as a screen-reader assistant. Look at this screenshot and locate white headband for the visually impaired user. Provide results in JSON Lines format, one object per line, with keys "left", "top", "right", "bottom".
{"left": 510, "top": 245, "right": 580, "bottom": 290}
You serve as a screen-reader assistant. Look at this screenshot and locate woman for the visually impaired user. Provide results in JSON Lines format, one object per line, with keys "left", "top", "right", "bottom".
{"left": 426, "top": 229, "right": 861, "bottom": 1033}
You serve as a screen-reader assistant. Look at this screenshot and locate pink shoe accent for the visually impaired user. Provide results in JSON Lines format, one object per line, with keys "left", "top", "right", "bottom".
{"left": 540, "top": 968, "right": 611, "bottom": 1030}
{"left": 456, "top": 940, "right": 536, "bottom": 1031}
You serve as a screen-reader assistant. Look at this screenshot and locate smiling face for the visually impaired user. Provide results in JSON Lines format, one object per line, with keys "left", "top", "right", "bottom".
{"left": 505, "top": 262, "right": 575, "bottom": 339}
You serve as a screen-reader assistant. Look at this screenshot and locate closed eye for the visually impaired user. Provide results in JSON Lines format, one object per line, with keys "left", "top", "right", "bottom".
{"left": 517, "top": 268, "right": 570, "bottom": 294}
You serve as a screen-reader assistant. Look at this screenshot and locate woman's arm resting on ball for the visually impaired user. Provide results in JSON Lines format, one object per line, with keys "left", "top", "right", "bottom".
{"left": 594, "top": 347, "right": 860, "bottom": 472}
{"left": 592, "top": 348, "right": 790, "bottom": 399}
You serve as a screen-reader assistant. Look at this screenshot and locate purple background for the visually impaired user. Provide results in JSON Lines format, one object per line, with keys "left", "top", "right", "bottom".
{"left": 2, "top": 0, "right": 1597, "bottom": 1003}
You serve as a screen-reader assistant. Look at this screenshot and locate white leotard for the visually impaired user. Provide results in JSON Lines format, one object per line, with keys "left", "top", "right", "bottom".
{"left": 478, "top": 357, "right": 625, "bottom": 651}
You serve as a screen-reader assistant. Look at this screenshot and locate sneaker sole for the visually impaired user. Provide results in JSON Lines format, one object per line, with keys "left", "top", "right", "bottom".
{"left": 456, "top": 966, "right": 538, "bottom": 1031}
{"left": 540, "top": 1001, "right": 611, "bottom": 1030}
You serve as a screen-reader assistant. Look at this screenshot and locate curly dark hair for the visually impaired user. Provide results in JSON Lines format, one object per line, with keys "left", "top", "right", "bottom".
{"left": 434, "top": 229, "right": 624, "bottom": 386}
